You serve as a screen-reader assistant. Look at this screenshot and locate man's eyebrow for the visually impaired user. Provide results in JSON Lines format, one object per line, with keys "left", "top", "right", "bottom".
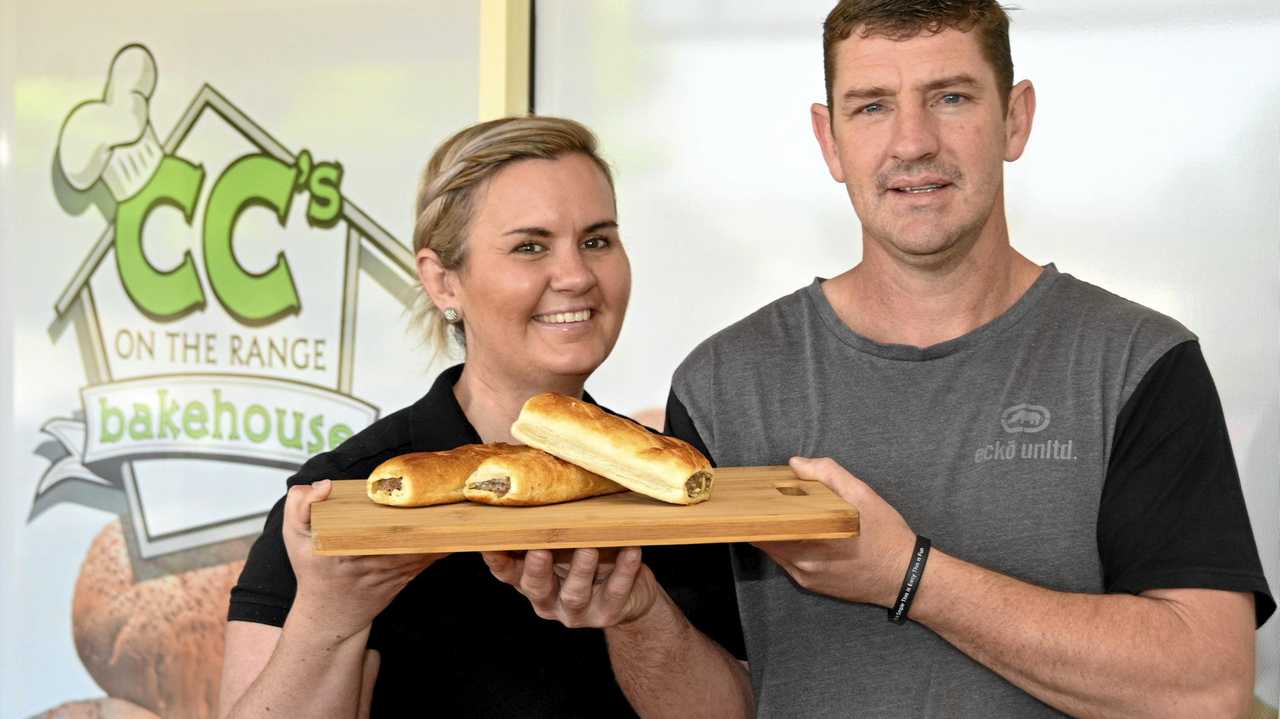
{"left": 839, "top": 74, "right": 982, "bottom": 106}
{"left": 502, "top": 220, "right": 617, "bottom": 237}
{"left": 917, "top": 73, "right": 981, "bottom": 94}
{"left": 841, "top": 84, "right": 895, "bottom": 104}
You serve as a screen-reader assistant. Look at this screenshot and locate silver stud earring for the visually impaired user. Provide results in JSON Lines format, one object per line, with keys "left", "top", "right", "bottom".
{"left": 443, "top": 307, "right": 460, "bottom": 323}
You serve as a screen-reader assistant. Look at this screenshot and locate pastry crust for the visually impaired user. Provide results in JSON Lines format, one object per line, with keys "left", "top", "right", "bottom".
{"left": 463, "top": 445, "right": 627, "bottom": 506}
{"left": 510, "top": 393, "right": 714, "bottom": 505}
{"left": 366, "top": 444, "right": 513, "bottom": 507}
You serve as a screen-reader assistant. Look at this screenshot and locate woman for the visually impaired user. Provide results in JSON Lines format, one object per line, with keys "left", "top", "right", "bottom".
{"left": 216, "top": 116, "right": 741, "bottom": 718}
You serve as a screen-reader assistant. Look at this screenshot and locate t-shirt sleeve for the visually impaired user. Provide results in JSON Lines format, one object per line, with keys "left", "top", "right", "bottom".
{"left": 1098, "top": 341, "right": 1275, "bottom": 627}
{"left": 227, "top": 494, "right": 293, "bottom": 627}
{"left": 664, "top": 387, "right": 716, "bottom": 466}
{"left": 645, "top": 389, "right": 747, "bottom": 660}
{"left": 227, "top": 444, "right": 405, "bottom": 642}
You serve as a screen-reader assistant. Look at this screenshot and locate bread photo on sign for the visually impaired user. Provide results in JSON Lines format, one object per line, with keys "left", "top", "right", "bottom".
{"left": 463, "top": 445, "right": 627, "bottom": 506}
{"left": 511, "top": 393, "right": 714, "bottom": 505}
{"left": 366, "top": 444, "right": 512, "bottom": 507}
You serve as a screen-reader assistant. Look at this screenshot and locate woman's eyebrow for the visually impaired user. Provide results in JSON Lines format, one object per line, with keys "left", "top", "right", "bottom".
{"left": 503, "top": 226, "right": 553, "bottom": 237}
{"left": 504, "top": 220, "right": 618, "bottom": 237}
{"left": 583, "top": 220, "right": 618, "bottom": 234}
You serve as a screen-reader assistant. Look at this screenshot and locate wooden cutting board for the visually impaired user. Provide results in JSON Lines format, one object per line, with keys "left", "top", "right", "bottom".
{"left": 311, "top": 465, "right": 858, "bottom": 555}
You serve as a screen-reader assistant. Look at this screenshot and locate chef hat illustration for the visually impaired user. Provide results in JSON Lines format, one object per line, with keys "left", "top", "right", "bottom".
{"left": 57, "top": 44, "right": 164, "bottom": 201}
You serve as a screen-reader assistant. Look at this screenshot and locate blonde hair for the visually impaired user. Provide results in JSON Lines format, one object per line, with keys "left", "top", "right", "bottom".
{"left": 411, "top": 116, "right": 615, "bottom": 354}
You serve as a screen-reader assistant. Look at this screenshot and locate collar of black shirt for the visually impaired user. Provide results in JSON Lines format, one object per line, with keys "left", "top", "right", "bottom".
{"left": 409, "top": 363, "right": 601, "bottom": 449}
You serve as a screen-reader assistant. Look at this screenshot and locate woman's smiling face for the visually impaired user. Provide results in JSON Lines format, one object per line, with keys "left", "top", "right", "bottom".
{"left": 449, "top": 152, "right": 631, "bottom": 386}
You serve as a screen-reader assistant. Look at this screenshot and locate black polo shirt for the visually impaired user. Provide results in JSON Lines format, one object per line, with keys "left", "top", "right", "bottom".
{"left": 228, "top": 364, "right": 746, "bottom": 717}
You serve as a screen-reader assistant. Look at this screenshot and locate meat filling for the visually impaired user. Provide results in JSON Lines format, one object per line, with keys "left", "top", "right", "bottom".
{"left": 373, "top": 476, "right": 403, "bottom": 494}
{"left": 469, "top": 477, "right": 511, "bottom": 497}
{"left": 685, "top": 471, "right": 713, "bottom": 499}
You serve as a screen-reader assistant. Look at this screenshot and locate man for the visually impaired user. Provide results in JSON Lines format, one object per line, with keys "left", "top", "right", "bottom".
{"left": 485, "top": 2, "right": 1274, "bottom": 716}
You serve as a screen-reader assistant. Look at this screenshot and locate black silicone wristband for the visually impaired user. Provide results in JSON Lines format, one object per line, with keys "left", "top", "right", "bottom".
{"left": 888, "top": 535, "right": 931, "bottom": 625}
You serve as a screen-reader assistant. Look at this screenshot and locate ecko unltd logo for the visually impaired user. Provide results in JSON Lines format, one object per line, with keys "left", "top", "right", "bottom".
{"left": 974, "top": 403, "right": 1075, "bottom": 464}
{"left": 1000, "top": 404, "right": 1051, "bottom": 434}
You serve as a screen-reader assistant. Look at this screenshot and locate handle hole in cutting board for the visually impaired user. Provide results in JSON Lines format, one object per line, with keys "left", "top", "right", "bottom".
{"left": 775, "top": 485, "right": 808, "bottom": 496}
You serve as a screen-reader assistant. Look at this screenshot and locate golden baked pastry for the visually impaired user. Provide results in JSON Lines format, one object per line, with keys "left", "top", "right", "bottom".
{"left": 510, "top": 393, "right": 714, "bottom": 505}
{"left": 366, "top": 444, "right": 511, "bottom": 507}
{"left": 464, "top": 445, "right": 627, "bottom": 506}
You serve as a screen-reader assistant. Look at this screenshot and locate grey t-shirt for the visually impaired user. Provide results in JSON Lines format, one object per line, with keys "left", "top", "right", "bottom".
{"left": 667, "top": 265, "right": 1271, "bottom": 717}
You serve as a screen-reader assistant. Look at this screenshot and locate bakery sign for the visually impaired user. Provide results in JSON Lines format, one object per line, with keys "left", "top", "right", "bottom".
{"left": 32, "top": 44, "right": 416, "bottom": 564}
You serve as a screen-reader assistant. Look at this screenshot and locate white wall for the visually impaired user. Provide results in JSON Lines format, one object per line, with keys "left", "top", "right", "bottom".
{"left": 0, "top": 0, "right": 18, "bottom": 710}
{"left": 536, "top": 0, "right": 1280, "bottom": 704}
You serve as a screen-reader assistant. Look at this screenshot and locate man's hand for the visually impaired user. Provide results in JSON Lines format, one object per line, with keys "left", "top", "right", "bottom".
{"left": 482, "top": 547, "right": 661, "bottom": 628}
{"left": 753, "top": 457, "right": 917, "bottom": 607}
{"left": 284, "top": 480, "right": 444, "bottom": 642}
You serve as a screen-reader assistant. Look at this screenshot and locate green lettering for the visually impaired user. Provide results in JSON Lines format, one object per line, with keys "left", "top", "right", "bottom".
{"left": 157, "top": 389, "right": 181, "bottom": 439}
{"left": 306, "top": 161, "right": 344, "bottom": 228}
{"left": 203, "top": 154, "right": 301, "bottom": 324}
{"left": 98, "top": 397, "right": 125, "bottom": 443}
{"left": 183, "top": 401, "right": 209, "bottom": 439}
{"left": 114, "top": 156, "right": 207, "bottom": 319}
{"left": 244, "top": 404, "right": 271, "bottom": 444}
{"left": 212, "top": 389, "right": 239, "bottom": 440}
{"left": 128, "top": 403, "right": 154, "bottom": 440}
{"left": 328, "top": 423, "right": 352, "bottom": 450}
{"left": 307, "top": 414, "right": 326, "bottom": 454}
{"left": 277, "top": 409, "right": 304, "bottom": 450}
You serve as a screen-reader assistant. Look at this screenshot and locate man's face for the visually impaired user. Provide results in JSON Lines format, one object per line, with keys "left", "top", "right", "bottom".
{"left": 814, "top": 28, "right": 1032, "bottom": 265}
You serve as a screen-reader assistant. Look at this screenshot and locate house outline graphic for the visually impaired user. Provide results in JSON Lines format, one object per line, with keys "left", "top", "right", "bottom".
{"left": 40, "top": 58, "right": 420, "bottom": 573}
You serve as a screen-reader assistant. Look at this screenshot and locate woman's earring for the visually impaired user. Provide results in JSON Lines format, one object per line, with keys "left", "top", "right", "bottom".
{"left": 443, "top": 307, "right": 461, "bottom": 323}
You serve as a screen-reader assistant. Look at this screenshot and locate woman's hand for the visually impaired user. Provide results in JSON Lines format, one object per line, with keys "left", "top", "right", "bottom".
{"left": 482, "top": 547, "right": 660, "bottom": 628}
{"left": 282, "top": 480, "right": 443, "bottom": 642}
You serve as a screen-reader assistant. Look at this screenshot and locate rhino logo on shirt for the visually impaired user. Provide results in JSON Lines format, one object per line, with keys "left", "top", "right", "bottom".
{"left": 1001, "top": 404, "right": 1051, "bottom": 434}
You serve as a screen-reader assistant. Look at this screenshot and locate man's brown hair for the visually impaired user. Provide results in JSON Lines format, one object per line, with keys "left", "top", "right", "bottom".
{"left": 822, "top": 0, "right": 1015, "bottom": 110}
